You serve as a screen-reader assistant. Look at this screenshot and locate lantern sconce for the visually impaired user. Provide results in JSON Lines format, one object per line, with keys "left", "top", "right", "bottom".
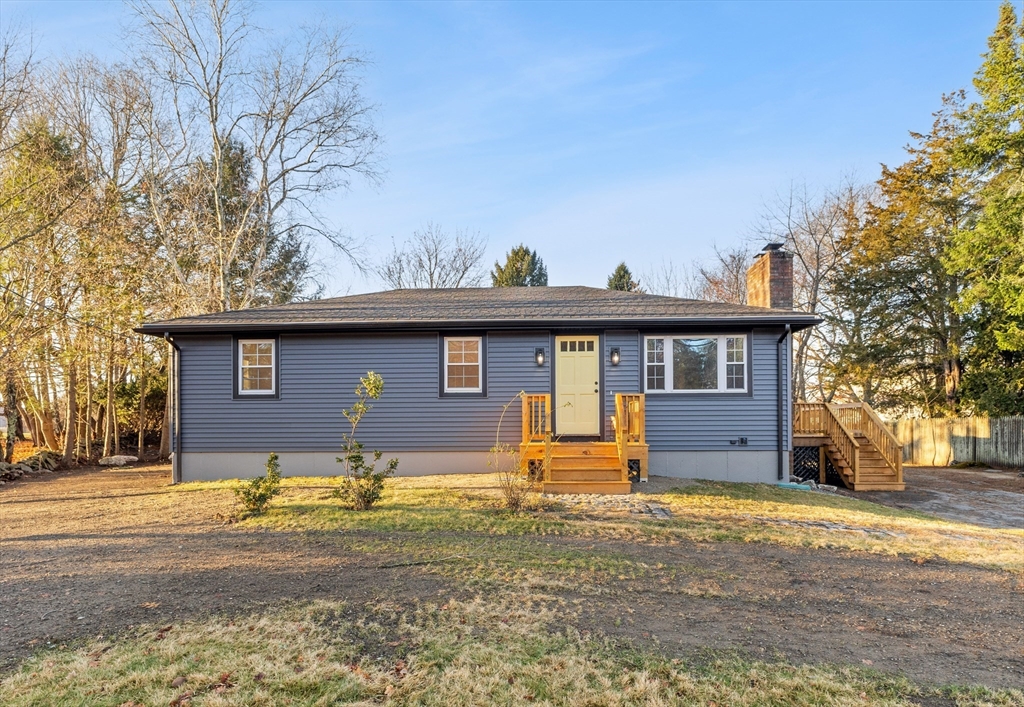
{"left": 535, "top": 347, "right": 545, "bottom": 366}
{"left": 610, "top": 347, "right": 621, "bottom": 366}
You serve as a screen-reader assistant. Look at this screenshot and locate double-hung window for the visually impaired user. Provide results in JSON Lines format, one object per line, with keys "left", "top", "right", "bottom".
{"left": 444, "top": 336, "right": 482, "bottom": 393}
{"left": 238, "top": 339, "right": 276, "bottom": 395}
{"left": 644, "top": 335, "right": 747, "bottom": 393}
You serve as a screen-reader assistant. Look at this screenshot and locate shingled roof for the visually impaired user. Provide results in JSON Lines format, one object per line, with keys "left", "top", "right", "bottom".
{"left": 137, "top": 286, "right": 821, "bottom": 334}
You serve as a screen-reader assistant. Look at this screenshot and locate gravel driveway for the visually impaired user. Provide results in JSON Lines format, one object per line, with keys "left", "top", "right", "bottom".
{"left": 846, "top": 466, "right": 1024, "bottom": 529}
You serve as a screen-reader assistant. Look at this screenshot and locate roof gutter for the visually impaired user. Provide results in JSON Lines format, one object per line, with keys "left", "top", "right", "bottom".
{"left": 777, "top": 324, "right": 791, "bottom": 481}
{"left": 164, "top": 333, "right": 182, "bottom": 485}
{"left": 135, "top": 316, "right": 823, "bottom": 337}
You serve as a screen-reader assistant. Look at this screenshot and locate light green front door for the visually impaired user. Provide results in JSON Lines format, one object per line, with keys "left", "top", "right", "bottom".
{"left": 555, "top": 335, "right": 600, "bottom": 435}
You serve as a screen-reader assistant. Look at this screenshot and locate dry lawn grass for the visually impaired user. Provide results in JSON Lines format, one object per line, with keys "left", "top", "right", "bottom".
{"left": 193, "top": 474, "right": 1024, "bottom": 575}
{"left": 4, "top": 594, "right": 1021, "bottom": 707}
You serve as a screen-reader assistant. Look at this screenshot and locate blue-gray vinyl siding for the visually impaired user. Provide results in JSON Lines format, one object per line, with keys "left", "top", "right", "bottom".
{"left": 176, "top": 326, "right": 791, "bottom": 454}
{"left": 602, "top": 328, "right": 790, "bottom": 452}
{"left": 177, "top": 331, "right": 549, "bottom": 452}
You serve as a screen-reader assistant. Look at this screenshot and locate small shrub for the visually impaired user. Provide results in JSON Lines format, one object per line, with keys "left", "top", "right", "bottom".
{"left": 336, "top": 372, "right": 398, "bottom": 510}
{"left": 488, "top": 392, "right": 542, "bottom": 513}
{"left": 234, "top": 452, "right": 282, "bottom": 516}
{"left": 489, "top": 441, "right": 534, "bottom": 513}
{"left": 335, "top": 441, "right": 399, "bottom": 510}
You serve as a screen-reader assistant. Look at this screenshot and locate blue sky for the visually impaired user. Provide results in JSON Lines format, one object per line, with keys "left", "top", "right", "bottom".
{"left": 1, "top": 0, "right": 1003, "bottom": 295}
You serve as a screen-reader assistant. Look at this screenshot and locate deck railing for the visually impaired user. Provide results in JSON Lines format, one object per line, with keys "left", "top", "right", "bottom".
{"left": 521, "top": 393, "right": 551, "bottom": 443}
{"left": 521, "top": 393, "right": 552, "bottom": 481}
{"left": 794, "top": 401, "right": 903, "bottom": 484}
{"left": 612, "top": 393, "right": 645, "bottom": 480}
{"left": 857, "top": 403, "right": 904, "bottom": 484}
{"left": 794, "top": 402, "right": 861, "bottom": 485}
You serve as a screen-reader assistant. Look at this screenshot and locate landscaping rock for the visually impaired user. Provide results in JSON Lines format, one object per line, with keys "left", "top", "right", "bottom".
{"left": 542, "top": 493, "right": 673, "bottom": 520}
{"left": 99, "top": 455, "right": 140, "bottom": 467}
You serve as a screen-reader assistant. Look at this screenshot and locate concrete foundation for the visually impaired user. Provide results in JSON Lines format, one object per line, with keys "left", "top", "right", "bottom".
{"left": 647, "top": 450, "right": 778, "bottom": 484}
{"left": 179, "top": 449, "right": 781, "bottom": 484}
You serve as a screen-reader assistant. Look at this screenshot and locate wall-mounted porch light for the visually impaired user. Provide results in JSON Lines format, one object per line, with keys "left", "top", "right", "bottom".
{"left": 535, "top": 347, "right": 545, "bottom": 366}
{"left": 610, "top": 347, "right": 621, "bottom": 366}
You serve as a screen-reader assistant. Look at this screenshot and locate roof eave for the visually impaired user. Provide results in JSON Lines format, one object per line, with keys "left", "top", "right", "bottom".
{"left": 136, "top": 315, "right": 822, "bottom": 336}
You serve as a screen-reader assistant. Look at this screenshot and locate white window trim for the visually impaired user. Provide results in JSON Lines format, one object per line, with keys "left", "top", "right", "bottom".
{"left": 443, "top": 336, "right": 483, "bottom": 393}
{"left": 238, "top": 338, "right": 276, "bottom": 396}
{"left": 644, "top": 334, "right": 747, "bottom": 393}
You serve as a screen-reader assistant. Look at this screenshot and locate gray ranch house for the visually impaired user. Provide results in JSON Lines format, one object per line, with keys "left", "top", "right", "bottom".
{"left": 139, "top": 246, "right": 820, "bottom": 492}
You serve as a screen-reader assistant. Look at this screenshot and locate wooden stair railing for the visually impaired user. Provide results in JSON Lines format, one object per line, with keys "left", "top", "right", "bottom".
{"left": 613, "top": 395, "right": 626, "bottom": 480}
{"left": 520, "top": 392, "right": 646, "bottom": 493}
{"left": 794, "top": 402, "right": 861, "bottom": 485}
{"left": 521, "top": 393, "right": 552, "bottom": 481}
{"left": 611, "top": 393, "right": 646, "bottom": 483}
{"left": 857, "top": 403, "right": 903, "bottom": 485}
{"left": 794, "top": 401, "right": 904, "bottom": 489}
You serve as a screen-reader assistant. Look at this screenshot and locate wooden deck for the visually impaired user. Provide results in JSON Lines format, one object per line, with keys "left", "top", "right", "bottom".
{"left": 794, "top": 402, "right": 904, "bottom": 491}
{"left": 519, "top": 393, "right": 648, "bottom": 494}
{"left": 517, "top": 395, "right": 902, "bottom": 493}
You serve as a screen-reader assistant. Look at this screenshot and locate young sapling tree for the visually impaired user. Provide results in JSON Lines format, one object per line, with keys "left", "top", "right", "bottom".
{"left": 335, "top": 372, "right": 398, "bottom": 510}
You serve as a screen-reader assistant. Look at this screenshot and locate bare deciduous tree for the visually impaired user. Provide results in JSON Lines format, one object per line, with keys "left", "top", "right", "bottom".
{"left": 376, "top": 223, "right": 487, "bottom": 289}
{"left": 693, "top": 245, "right": 753, "bottom": 305}
{"left": 755, "top": 181, "right": 868, "bottom": 401}
{"left": 130, "top": 0, "right": 381, "bottom": 313}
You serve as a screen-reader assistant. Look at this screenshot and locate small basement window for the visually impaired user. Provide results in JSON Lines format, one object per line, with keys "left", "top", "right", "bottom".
{"left": 444, "top": 336, "right": 482, "bottom": 393}
{"left": 644, "top": 335, "right": 747, "bottom": 393}
{"left": 238, "top": 339, "right": 276, "bottom": 395}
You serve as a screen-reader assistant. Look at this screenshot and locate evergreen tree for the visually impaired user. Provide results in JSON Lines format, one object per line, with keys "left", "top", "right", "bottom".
{"left": 948, "top": 1, "right": 1024, "bottom": 413}
{"left": 491, "top": 244, "right": 548, "bottom": 286}
{"left": 840, "top": 102, "right": 976, "bottom": 416}
{"left": 607, "top": 262, "right": 642, "bottom": 292}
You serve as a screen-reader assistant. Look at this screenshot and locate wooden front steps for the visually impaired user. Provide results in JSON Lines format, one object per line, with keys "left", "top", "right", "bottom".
{"left": 520, "top": 394, "right": 646, "bottom": 495}
{"left": 545, "top": 442, "right": 631, "bottom": 494}
{"left": 520, "top": 441, "right": 633, "bottom": 494}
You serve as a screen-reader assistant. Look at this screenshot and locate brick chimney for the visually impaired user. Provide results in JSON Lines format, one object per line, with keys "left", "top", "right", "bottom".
{"left": 746, "top": 243, "right": 793, "bottom": 309}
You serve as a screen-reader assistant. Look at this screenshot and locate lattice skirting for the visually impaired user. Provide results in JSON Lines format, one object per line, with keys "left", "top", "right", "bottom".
{"left": 793, "top": 446, "right": 820, "bottom": 481}
{"left": 792, "top": 446, "right": 845, "bottom": 487}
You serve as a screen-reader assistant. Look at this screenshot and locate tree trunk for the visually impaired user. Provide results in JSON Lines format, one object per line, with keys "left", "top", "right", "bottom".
{"left": 159, "top": 363, "right": 171, "bottom": 459}
{"left": 19, "top": 402, "right": 37, "bottom": 446}
{"left": 943, "top": 357, "right": 962, "bottom": 414}
{"left": 4, "top": 370, "right": 17, "bottom": 463}
{"left": 113, "top": 369, "right": 121, "bottom": 456}
{"left": 103, "top": 342, "right": 114, "bottom": 458}
{"left": 38, "top": 411, "right": 59, "bottom": 450}
{"left": 138, "top": 371, "right": 146, "bottom": 458}
{"left": 62, "top": 363, "right": 78, "bottom": 465}
{"left": 85, "top": 355, "right": 93, "bottom": 460}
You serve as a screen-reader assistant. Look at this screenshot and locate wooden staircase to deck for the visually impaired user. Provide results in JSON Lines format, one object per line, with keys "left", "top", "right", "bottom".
{"left": 794, "top": 402, "right": 904, "bottom": 491}
{"left": 519, "top": 393, "right": 647, "bottom": 494}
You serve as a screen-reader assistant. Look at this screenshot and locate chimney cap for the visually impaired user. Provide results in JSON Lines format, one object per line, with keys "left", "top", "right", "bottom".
{"left": 762, "top": 242, "right": 785, "bottom": 252}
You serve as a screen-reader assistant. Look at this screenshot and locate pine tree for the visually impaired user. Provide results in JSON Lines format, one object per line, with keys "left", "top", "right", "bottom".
{"left": 950, "top": 1, "right": 1024, "bottom": 353}
{"left": 491, "top": 245, "right": 548, "bottom": 286}
{"left": 606, "top": 262, "right": 642, "bottom": 292}
{"left": 947, "top": 1, "right": 1024, "bottom": 414}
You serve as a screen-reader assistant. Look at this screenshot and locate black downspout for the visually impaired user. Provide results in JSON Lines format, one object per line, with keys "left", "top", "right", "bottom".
{"left": 164, "top": 333, "right": 182, "bottom": 484}
{"left": 777, "top": 325, "right": 791, "bottom": 482}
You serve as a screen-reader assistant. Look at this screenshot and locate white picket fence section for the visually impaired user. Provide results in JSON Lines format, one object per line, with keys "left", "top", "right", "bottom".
{"left": 889, "top": 416, "right": 1024, "bottom": 468}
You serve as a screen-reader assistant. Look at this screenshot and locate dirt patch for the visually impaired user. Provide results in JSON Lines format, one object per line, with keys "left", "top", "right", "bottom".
{"left": 845, "top": 466, "right": 1024, "bottom": 529}
{"left": 572, "top": 540, "right": 1023, "bottom": 690}
{"left": 2, "top": 465, "right": 1022, "bottom": 690}
{"left": 0, "top": 464, "right": 450, "bottom": 669}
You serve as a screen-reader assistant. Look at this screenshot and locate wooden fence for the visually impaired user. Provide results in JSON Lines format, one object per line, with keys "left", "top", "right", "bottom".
{"left": 888, "top": 416, "right": 1024, "bottom": 468}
